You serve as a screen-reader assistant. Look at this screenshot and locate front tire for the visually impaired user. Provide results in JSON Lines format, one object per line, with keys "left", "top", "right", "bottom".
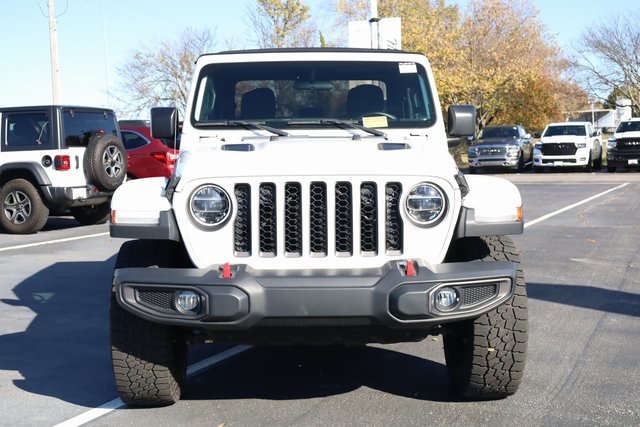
{"left": 443, "top": 236, "right": 528, "bottom": 399}
{"left": 110, "top": 240, "right": 190, "bottom": 406}
{"left": 0, "top": 178, "right": 49, "bottom": 234}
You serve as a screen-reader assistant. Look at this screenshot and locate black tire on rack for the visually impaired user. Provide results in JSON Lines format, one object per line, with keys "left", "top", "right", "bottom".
{"left": 442, "top": 235, "right": 528, "bottom": 400}
{"left": 110, "top": 239, "right": 189, "bottom": 406}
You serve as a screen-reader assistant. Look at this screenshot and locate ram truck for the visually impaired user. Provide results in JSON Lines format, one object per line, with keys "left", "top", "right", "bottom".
{"left": 108, "top": 48, "right": 528, "bottom": 406}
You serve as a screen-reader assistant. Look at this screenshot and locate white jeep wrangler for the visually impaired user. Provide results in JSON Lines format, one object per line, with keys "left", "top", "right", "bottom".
{"left": 0, "top": 105, "right": 127, "bottom": 234}
{"left": 109, "top": 48, "right": 528, "bottom": 406}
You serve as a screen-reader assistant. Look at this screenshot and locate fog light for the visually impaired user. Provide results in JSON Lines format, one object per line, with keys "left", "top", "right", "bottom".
{"left": 434, "top": 287, "right": 459, "bottom": 312}
{"left": 176, "top": 290, "right": 200, "bottom": 312}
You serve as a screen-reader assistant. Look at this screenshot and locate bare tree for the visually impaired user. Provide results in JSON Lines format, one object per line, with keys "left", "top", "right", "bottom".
{"left": 115, "top": 27, "right": 216, "bottom": 118}
{"left": 247, "top": 0, "right": 317, "bottom": 48}
{"left": 575, "top": 11, "right": 640, "bottom": 115}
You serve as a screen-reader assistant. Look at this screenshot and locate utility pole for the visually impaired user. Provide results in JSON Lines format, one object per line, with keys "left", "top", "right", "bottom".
{"left": 48, "top": 0, "right": 61, "bottom": 104}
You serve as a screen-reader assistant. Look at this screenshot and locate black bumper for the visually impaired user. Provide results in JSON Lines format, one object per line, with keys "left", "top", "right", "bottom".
{"left": 40, "top": 185, "right": 111, "bottom": 210}
{"left": 114, "top": 259, "right": 516, "bottom": 331}
{"left": 607, "top": 151, "right": 640, "bottom": 168}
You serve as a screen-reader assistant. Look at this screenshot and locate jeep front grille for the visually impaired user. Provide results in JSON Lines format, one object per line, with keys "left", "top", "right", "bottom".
{"left": 233, "top": 182, "right": 403, "bottom": 258}
{"left": 541, "top": 143, "right": 577, "bottom": 155}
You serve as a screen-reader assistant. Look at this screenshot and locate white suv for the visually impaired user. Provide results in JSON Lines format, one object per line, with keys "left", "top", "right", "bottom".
{"left": 533, "top": 121, "right": 602, "bottom": 172}
{"left": 108, "top": 48, "right": 528, "bottom": 406}
{"left": 0, "top": 105, "right": 127, "bottom": 233}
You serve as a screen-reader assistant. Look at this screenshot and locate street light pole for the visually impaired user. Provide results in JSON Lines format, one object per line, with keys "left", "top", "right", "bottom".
{"left": 48, "top": 0, "right": 61, "bottom": 104}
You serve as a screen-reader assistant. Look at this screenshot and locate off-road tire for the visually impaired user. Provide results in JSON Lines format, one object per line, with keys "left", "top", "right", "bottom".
{"left": 70, "top": 203, "right": 111, "bottom": 225}
{"left": 0, "top": 178, "right": 49, "bottom": 234}
{"left": 584, "top": 153, "right": 593, "bottom": 172}
{"left": 442, "top": 235, "right": 528, "bottom": 399}
{"left": 110, "top": 239, "right": 190, "bottom": 406}
{"left": 84, "top": 134, "right": 127, "bottom": 191}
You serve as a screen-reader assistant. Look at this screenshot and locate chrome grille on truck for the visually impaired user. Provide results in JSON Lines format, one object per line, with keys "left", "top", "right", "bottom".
{"left": 233, "top": 181, "right": 403, "bottom": 258}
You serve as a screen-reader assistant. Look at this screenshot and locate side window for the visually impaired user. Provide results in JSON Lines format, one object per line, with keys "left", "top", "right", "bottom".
{"left": 62, "top": 110, "right": 118, "bottom": 148}
{"left": 121, "top": 130, "right": 149, "bottom": 150}
{"left": 4, "top": 111, "right": 51, "bottom": 150}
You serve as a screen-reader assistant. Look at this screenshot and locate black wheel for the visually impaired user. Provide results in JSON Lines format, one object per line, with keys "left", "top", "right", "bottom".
{"left": 593, "top": 151, "right": 602, "bottom": 169}
{"left": 0, "top": 178, "right": 49, "bottom": 234}
{"left": 84, "top": 134, "right": 127, "bottom": 191}
{"left": 515, "top": 153, "right": 525, "bottom": 172}
{"left": 442, "top": 236, "right": 528, "bottom": 399}
{"left": 110, "top": 240, "right": 190, "bottom": 406}
{"left": 607, "top": 166, "right": 616, "bottom": 173}
{"left": 70, "top": 203, "right": 111, "bottom": 225}
{"left": 584, "top": 153, "right": 592, "bottom": 172}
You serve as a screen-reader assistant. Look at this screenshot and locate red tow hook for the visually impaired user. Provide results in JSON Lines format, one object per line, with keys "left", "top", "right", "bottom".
{"left": 219, "top": 262, "right": 233, "bottom": 279}
{"left": 404, "top": 260, "right": 416, "bottom": 277}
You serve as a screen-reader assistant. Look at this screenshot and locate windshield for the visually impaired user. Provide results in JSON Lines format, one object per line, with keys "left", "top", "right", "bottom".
{"left": 542, "top": 125, "right": 586, "bottom": 137}
{"left": 616, "top": 120, "right": 640, "bottom": 133}
{"left": 479, "top": 126, "right": 518, "bottom": 139}
{"left": 191, "top": 59, "right": 436, "bottom": 129}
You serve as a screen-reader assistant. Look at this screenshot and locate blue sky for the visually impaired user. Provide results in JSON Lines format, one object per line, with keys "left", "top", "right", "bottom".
{"left": 0, "top": 0, "right": 635, "bottom": 116}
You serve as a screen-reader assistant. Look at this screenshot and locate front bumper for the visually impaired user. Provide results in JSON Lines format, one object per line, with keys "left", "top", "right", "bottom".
{"left": 468, "top": 155, "right": 519, "bottom": 169}
{"left": 533, "top": 154, "right": 588, "bottom": 167}
{"left": 114, "top": 259, "right": 516, "bottom": 332}
{"left": 607, "top": 151, "right": 640, "bottom": 168}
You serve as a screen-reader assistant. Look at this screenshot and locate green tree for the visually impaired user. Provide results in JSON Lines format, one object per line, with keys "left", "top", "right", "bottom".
{"left": 248, "top": 0, "right": 317, "bottom": 48}
{"left": 115, "top": 27, "right": 216, "bottom": 118}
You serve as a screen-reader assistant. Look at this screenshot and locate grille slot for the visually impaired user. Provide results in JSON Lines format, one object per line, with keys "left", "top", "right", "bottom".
{"left": 138, "top": 289, "right": 174, "bottom": 310}
{"left": 232, "top": 181, "right": 404, "bottom": 258}
{"left": 459, "top": 284, "right": 498, "bottom": 307}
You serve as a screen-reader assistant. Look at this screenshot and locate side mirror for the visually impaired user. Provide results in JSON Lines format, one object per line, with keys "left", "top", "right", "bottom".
{"left": 447, "top": 104, "right": 476, "bottom": 137}
{"left": 533, "top": 132, "right": 541, "bottom": 139}
{"left": 151, "top": 107, "right": 178, "bottom": 144}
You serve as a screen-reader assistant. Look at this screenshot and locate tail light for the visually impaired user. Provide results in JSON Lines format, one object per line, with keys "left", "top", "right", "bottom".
{"left": 151, "top": 151, "right": 179, "bottom": 165}
{"left": 54, "top": 155, "right": 71, "bottom": 170}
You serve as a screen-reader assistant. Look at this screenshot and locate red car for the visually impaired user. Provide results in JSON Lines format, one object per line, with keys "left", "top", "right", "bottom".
{"left": 119, "top": 120, "right": 179, "bottom": 179}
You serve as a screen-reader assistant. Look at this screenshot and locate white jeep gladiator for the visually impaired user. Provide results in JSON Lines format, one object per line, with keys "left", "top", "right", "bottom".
{"left": 109, "top": 48, "right": 528, "bottom": 406}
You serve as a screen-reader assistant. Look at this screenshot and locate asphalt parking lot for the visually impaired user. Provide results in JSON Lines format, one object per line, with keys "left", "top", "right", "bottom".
{"left": 1, "top": 170, "right": 639, "bottom": 426}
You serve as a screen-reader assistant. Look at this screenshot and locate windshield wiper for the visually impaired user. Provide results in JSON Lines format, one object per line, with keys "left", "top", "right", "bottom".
{"left": 197, "top": 120, "right": 290, "bottom": 137}
{"left": 288, "top": 119, "right": 387, "bottom": 139}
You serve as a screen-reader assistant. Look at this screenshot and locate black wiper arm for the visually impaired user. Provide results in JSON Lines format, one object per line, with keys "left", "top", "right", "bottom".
{"left": 228, "top": 120, "right": 290, "bottom": 137}
{"left": 319, "top": 119, "right": 387, "bottom": 138}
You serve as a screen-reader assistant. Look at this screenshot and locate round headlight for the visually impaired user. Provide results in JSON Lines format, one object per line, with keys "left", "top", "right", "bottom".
{"left": 405, "top": 183, "right": 446, "bottom": 225}
{"left": 189, "top": 184, "right": 231, "bottom": 227}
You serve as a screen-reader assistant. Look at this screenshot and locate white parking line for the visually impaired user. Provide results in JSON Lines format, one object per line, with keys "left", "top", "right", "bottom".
{"left": 0, "top": 232, "right": 109, "bottom": 252}
{"left": 524, "top": 183, "right": 629, "bottom": 229}
{"left": 54, "top": 345, "right": 252, "bottom": 427}
{"left": 52, "top": 181, "right": 630, "bottom": 426}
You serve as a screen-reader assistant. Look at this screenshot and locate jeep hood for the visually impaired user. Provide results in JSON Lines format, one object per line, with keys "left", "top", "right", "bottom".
{"left": 175, "top": 136, "right": 458, "bottom": 180}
